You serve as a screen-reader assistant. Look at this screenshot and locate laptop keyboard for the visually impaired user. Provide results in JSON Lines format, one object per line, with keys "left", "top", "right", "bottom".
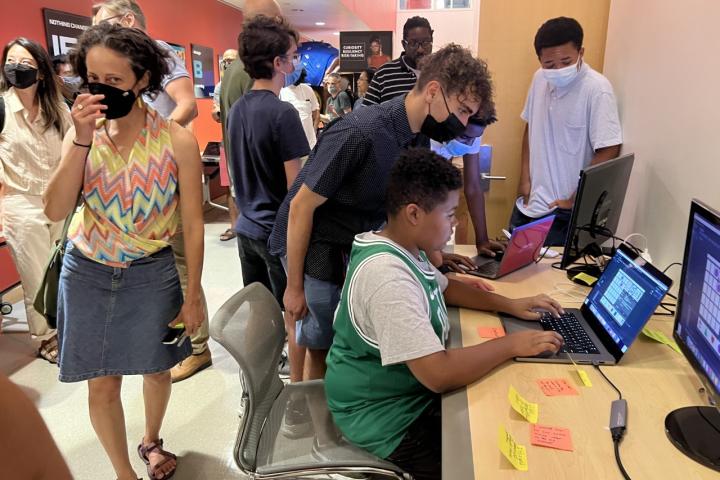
{"left": 475, "top": 261, "right": 500, "bottom": 276}
{"left": 539, "top": 312, "right": 601, "bottom": 354}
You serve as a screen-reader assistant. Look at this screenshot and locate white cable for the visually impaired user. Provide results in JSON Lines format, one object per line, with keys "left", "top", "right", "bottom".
{"left": 623, "top": 233, "right": 648, "bottom": 251}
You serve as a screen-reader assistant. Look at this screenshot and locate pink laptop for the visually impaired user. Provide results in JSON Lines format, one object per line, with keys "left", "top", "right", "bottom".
{"left": 468, "top": 215, "right": 555, "bottom": 279}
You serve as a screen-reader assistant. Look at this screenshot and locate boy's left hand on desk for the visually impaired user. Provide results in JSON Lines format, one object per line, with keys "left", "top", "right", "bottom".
{"left": 506, "top": 294, "right": 564, "bottom": 320}
{"left": 452, "top": 274, "right": 495, "bottom": 292}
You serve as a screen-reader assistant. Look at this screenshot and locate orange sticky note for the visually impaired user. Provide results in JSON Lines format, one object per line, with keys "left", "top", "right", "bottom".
{"left": 478, "top": 326, "right": 506, "bottom": 338}
{"left": 530, "top": 424, "right": 574, "bottom": 451}
{"left": 536, "top": 378, "right": 579, "bottom": 396}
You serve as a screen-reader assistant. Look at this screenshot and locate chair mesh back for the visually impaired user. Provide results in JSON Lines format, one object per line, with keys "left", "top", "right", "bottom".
{"left": 209, "top": 282, "right": 285, "bottom": 471}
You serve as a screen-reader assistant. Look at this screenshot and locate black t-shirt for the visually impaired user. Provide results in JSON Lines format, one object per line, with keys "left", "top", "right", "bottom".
{"left": 268, "top": 95, "right": 417, "bottom": 284}
{"left": 227, "top": 89, "right": 309, "bottom": 241}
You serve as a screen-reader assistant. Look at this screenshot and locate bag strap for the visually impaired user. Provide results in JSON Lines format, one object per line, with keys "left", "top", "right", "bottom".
{"left": 58, "top": 196, "right": 82, "bottom": 253}
{"left": 0, "top": 95, "right": 5, "bottom": 134}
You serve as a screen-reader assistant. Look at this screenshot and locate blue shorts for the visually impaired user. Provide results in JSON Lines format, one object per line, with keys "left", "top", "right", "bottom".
{"left": 57, "top": 243, "right": 191, "bottom": 382}
{"left": 281, "top": 257, "right": 341, "bottom": 350}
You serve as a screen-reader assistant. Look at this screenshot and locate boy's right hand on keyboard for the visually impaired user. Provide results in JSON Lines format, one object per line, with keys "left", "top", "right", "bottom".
{"left": 507, "top": 330, "right": 564, "bottom": 358}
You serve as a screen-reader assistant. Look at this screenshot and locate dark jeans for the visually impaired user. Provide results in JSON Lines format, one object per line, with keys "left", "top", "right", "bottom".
{"left": 508, "top": 205, "right": 572, "bottom": 247}
{"left": 236, "top": 233, "right": 286, "bottom": 309}
{"left": 386, "top": 396, "right": 441, "bottom": 480}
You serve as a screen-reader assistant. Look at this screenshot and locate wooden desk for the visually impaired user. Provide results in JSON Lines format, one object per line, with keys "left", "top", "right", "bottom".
{"left": 442, "top": 246, "right": 717, "bottom": 479}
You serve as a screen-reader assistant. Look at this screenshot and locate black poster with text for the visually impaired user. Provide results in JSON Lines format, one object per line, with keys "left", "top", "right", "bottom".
{"left": 191, "top": 44, "right": 215, "bottom": 98}
{"left": 43, "top": 9, "right": 92, "bottom": 57}
{"left": 339, "top": 31, "right": 393, "bottom": 72}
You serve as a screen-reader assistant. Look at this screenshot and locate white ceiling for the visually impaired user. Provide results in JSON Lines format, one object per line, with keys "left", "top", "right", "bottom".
{"left": 220, "top": 0, "right": 370, "bottom": 47}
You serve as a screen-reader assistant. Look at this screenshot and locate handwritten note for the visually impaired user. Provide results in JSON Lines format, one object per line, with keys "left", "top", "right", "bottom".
{"left": 498, "top": 425, "right": 529, "bottom": 471}
{"left": 530, "top": 424, "right": 574, "bottom": 451}
{"left": 642, "top": 327, "right": 681, "bottom": 354}
{"left": 508, "top": 385, "right": 539, "bottom": 423}
{"left": 572, "top": 272, "right": 598, "bottom": 286}
{"left": 478, "top": 326, "right": 506, "bottom": 338}
{"left": 536, "top": 378, "right": 579, "bottom": 396}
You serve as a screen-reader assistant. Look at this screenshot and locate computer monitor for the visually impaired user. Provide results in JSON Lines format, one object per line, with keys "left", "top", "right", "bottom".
{"left": 560, "top": 154, "right": 635, "bottom": 275}
{"left": 666, "top": 199, "right": 720, "bottom": 472}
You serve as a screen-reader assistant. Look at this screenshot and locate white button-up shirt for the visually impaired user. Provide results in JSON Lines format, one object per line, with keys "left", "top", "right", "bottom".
{"left": 0, "top": 88, "right": 70, "bottom": 196}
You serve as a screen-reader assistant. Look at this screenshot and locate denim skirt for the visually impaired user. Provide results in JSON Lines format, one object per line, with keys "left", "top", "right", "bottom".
{"left": 57, "top": 242, "right": 191, "bottom": 382}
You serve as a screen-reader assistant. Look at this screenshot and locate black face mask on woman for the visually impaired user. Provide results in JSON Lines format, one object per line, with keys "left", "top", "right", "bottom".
{"left": 4, "top": 63, "right": 39, "bottom": 89}
{"left": 88, "top": 82, "right": 138, "bottom": 120}
{"left": 420, "top": 87, "right": 466, "bottom": 143}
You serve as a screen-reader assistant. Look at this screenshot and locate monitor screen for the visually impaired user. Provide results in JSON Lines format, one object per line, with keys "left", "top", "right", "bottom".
{"left": 561, "top": 154, "right": 635, "bottom": 269}
{"left": 584, "top": 247, "right": 670, "bottom": 353}
{"left": 674, "top": 204, "right": 720, "bottom": 398}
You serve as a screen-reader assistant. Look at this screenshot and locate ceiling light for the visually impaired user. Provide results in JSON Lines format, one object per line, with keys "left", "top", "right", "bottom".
{"left": 315, "top": 21, "right": 326, "bottom": 26}
{"left": 332, "top": 31, "right": 340, "bottom": 36}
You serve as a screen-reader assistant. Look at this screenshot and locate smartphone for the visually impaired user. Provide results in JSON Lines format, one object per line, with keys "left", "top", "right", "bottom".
{"left": 162, "top": 325, "right": 187, "bottom": 346}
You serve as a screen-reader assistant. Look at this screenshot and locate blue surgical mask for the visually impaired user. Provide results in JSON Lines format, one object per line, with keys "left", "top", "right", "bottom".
{"left": 444, "top": 139, "right": 478, "bottom": 157}
{"left": 284, "top": 62, "right": 303, "bottom": 87}
{"left": 542, "top": 57, "right": 582, "bottom": 88}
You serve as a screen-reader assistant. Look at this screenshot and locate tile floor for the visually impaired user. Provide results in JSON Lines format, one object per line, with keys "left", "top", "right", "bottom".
{"left": 2, "top": 214, "right": 252, "bottom": 479}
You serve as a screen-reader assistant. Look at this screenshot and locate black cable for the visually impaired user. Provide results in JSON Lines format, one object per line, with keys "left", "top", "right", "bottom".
{"left": 663, "top": 262, "right": 682, "bottom": 274}
{"left": 594, "top": 365, "right": 632, "bottom": 480}
{"left": 613, "top": 440, "right": 632, "bottom": 480}
{"left": 594, "top": 364, "right": 622, "bottom": 400}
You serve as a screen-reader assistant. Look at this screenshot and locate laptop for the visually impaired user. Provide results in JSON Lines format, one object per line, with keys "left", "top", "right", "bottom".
{"left": 500, "top": 243, "right": 672, "bottom": 365}
{"left": 468, "top": 215, "right": 555, "bottom": 279}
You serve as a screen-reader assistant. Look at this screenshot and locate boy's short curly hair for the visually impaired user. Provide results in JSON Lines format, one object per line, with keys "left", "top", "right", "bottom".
{"left": 70, "top": 22, "right": 170, "bottom": 97}
{"left": 386, "top": 148, "right": 463, "bottom": 216}
{"left": 239, "top": 14, "right": 299, "bottom": 80}
{"left": 414, "top": 43, "right": 493, "bottom": 111}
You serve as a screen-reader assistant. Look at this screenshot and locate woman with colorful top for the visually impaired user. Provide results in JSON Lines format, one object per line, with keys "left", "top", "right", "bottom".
{"left": 43, "top": 23, "right": 204, "bottom": 480}
{"left": 0, "top": 38, "right": 71, "bottom": 363}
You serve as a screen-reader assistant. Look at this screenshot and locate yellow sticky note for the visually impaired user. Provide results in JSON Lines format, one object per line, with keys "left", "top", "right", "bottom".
{"left": 577, "top": 369, "right": 593, "bottom": 387}
{"left": 508, "top": 385, "right": 539, "bottom": 423}
{"left": 642, "top": 327, "right": 681, "bottom": 354}
{"left": 498, "top": 425, "right": 529, "bottom": 471}
{"left": 573, "top": 272, "right": 598, "bottom": 286}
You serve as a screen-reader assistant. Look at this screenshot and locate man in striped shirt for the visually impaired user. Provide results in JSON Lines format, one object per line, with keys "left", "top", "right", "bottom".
{"left": 363, "top": 16, "right": 433, "bottom": 106}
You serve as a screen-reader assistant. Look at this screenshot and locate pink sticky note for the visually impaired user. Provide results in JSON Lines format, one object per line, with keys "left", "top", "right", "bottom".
{"left": 536, "top": 378, "right": 579, "bottom": 396}
{"left": 530, "top": 424, "right": 574, "bottom": 451}
{"left": 478, "top": 326, "right": 506, "bottom": 338}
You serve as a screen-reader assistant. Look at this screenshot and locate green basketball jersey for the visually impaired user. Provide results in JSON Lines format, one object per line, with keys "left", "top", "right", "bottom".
{"left": 325, "top": 234, "right": 448, "bottom": 458}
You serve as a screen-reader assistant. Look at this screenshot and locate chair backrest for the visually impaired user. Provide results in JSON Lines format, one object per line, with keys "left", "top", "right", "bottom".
{"left": 210, "top": 282, "right": 285, "bottom": 472}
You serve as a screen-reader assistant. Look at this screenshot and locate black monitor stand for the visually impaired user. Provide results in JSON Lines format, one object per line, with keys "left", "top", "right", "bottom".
{"left": 565, "top": 228, "right": 608, "bottom": 279}
{"left": 665, "top": 406, "right": 720, "bottom": 471}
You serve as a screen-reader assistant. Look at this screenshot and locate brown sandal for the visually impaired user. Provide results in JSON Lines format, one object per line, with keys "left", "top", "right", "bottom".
{"left": 219, "top": 228, "right": 236, "bottom": 241}
{"left": 38, "top": 335, "right": 59, "bottom": 364}
{"left": 138, "top": 438, "right": 177, "bottom": 480}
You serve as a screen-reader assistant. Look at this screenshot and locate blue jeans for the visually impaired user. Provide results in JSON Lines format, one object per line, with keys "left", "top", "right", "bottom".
{"left": 280, "top": 257, "right": 341, "bottom": 350}
{"left": 236, "top": 233, "right": 286, "bottom": 309}
{"left": 508, "top": 206, "right": 572, "bottom": 247}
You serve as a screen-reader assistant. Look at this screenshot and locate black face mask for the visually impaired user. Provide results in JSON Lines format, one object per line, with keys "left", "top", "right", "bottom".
{"left": 420, "top": 88, "right": 466, "bottom": 143}
{"left": 88, "top": 82, "right": 137, "bottom": 119}
{"left": 4, "top": 63, "right": 39, "bottom": 89}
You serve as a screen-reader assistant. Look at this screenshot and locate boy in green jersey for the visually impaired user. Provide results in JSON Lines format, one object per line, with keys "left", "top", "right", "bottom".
{"left": 325, "top": 149, "right": 564, "bottom": 480}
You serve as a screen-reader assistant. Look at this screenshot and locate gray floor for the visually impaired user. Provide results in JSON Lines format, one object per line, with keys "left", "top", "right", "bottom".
{"left": 2, "top": 213, "right": 250, "bottom": 479}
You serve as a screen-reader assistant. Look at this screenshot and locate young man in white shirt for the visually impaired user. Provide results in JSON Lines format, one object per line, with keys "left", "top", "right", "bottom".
{"left": 512, "top": 16, "right": 622, "bottom": 246}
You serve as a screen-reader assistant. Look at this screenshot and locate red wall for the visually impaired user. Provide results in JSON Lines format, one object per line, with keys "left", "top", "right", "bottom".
{"left": 0, "top": 0, "right": 244, "bottom": 149}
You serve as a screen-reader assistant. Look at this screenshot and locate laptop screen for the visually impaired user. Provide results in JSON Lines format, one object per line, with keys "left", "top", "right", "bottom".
{"left": 583, "top": 247, "right": 670, "bottom": 353}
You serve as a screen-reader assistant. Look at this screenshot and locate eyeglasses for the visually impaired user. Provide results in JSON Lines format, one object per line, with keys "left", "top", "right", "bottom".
{"left": 404, "top": 39, "right": 433, "bottom": 49}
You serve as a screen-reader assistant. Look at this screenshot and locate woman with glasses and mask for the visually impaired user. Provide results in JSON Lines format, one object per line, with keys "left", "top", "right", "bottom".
{"left": 43, "top": 23, "right": 204, "bottom": 480}
{"left": 0, "top": 38, "right": 71, "bottom": 363}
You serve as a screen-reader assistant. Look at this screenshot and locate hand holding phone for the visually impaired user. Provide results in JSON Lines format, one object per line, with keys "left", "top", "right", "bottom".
{"left": 162, "top": 324, "right": 187, "bottom": 346}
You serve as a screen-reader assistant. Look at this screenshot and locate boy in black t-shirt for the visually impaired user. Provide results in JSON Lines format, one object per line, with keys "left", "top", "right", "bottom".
{"left": 228, "top": 15, "right": 310, "bottom": 382}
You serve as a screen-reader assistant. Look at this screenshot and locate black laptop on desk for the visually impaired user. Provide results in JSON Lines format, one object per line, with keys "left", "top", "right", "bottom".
{"left": 501, "top": 243, "right": 672, "bottom": 365}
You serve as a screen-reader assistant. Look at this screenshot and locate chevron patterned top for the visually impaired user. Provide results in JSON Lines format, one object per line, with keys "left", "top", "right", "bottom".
{"left": 68, "top": 107, "right": 179, "bottom": 268}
